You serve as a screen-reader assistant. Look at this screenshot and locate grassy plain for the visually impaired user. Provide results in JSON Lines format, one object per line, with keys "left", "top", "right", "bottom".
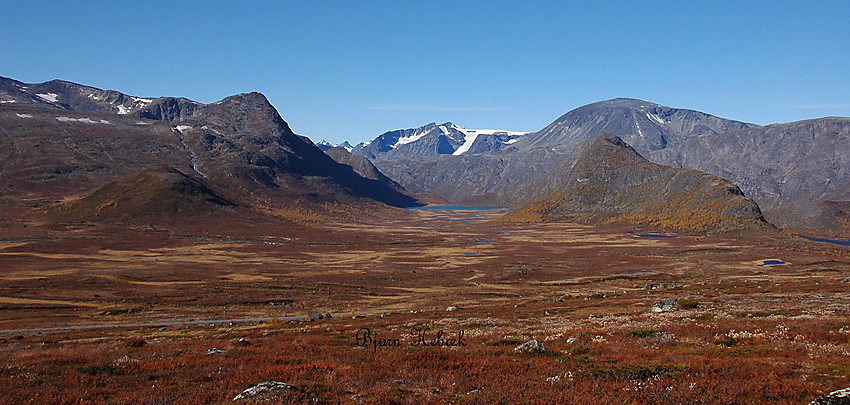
{"left": 0, "top": 208, "right": 848, "bottom": 403}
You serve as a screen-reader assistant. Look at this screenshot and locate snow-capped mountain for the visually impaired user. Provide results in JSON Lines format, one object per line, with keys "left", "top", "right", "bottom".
{"left": 338, "top": 141, "right": 354, "bottom": 152}
{"left": 352, "top": 122, "right": 528, "bottom": 160}
{"left": 315, "top": 140, "right": 334, "bottom": 151}
{"left": 315, "top": 140, "right": 355, "bottom": 152}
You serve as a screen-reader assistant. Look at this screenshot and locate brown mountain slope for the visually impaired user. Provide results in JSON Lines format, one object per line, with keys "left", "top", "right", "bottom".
{"left": 325, "top": 146, "right": 402, "bottom": 187}
{"left": 51, "top": 166, "right": 236, "bottom": 221}
{"left": 500, "top": 134, "right": 771, "bottom": 234}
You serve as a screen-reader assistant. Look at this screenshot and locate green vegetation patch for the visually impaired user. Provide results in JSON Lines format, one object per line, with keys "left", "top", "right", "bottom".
{"left": 585, "top": 363, "right": 689, "bottom": 380}
{"left": 625, "top": 328, "right": 662, "bottom": 338}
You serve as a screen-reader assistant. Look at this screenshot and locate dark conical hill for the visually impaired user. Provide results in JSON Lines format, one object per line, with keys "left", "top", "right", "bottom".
{"left": 499, "top": 134, "right": 771, "bottom": 234}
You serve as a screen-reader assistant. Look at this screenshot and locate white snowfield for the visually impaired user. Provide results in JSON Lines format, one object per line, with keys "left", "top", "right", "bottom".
{"left": 56, "top": 116, "right": 110, "bottom": 124}
{"left": 175, "top": 125, "right": 192, "bottom": 133}
{"left": 392, "top": 126, "right": 433, "bottom": 148}
{"left": 389, "top": 123, "right": 528, "bottom": 155}
{"left": 36, "top": 93, "right": 59, "bottom": 103}
{"left": 451, "top": 124, "right": 528, "bottom": 156}
{"left": 16, "top": 113, "right": 33, "bottom": 118}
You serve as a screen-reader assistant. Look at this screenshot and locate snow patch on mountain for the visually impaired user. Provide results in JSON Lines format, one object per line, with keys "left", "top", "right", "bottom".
{"left": 36, "top": 93, "right": 59, "bottom": 103}
{"left": 56, "top": 116, "right": 109, "bottom": 124}
{"left": 394, "top": 127, "right": 431, "bottom": 148}
{"left": 452, "top": 131, "right": 480, "bottom": 156}
{"left": 451, "top": 125, "right": 529, "bottom": 155}
{"left": 646, "top": 112, "right": 666, "bottom": 125}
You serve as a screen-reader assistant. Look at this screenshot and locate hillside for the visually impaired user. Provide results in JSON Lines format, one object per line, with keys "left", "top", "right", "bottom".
{"left": 500, "top": 134, "right": 770, "bottom": 234}
{"left": 51, "top": 166, "right": 236, "bottom": 221}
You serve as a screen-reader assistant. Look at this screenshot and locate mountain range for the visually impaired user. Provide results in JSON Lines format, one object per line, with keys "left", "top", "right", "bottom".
{"left": 352, "top": 122, "right": 528, "bottom": 160}
{"left": 0, "top": 76, "right": 419, "bottom": 222}
{"left": 1, "top": 75, "right": 847, "bottom": 237}
{"left": 357, "top": 98, "right": 849, "bottom": 237}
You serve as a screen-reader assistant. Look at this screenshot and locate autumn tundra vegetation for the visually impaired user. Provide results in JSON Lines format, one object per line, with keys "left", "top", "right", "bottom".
{"left": 1, "top": 207, "right": 848, "bottom": 404}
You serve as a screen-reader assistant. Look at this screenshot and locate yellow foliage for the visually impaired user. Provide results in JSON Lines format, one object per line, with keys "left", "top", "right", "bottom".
{"left": 493, "top": 190, "right": 567, "bottom": 223}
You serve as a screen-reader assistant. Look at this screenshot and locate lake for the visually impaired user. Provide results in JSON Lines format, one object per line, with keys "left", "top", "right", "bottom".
{"left": 798, "top": 235, "right": 850, "bottom": 247}
{"left": 407, "top": 205, "right": 505, "bottom": 210}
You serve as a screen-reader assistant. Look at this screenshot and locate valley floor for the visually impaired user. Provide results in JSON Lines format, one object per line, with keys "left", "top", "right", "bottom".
{"left": 0, "top": 208, "right": 848, "bottom": 404}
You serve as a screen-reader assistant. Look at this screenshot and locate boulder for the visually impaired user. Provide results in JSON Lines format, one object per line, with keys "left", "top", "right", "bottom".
{"left": 514, "top": 339, "right": 547, "bottom": 354}
{"left": 652, "top": 298, "right": 679, "bottom": 312}
{"left": 810, "top": 387, "right": 850, "bottom": 405}
{"left": 585, "top": 291, "right": 606, "bottom": 300}
{"left": 233, "top": 381, "right": 322, "bottom": 403}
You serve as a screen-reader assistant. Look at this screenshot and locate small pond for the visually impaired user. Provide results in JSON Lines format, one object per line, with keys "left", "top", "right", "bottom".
{"left": 757, "top": 259, "right": 787, "bottom": 267}
{"left": 635, "top": 233, "right": 677, "bottom": 239}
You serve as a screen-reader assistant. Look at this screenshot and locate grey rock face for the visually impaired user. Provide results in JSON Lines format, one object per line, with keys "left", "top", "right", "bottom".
{"left": 137, "top": 97, "right": 204, "bottom": 121}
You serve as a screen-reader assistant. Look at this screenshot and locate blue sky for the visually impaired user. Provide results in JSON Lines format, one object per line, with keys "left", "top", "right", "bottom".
{"left": 2, "top": 1, "right": 848, "bottom": 144}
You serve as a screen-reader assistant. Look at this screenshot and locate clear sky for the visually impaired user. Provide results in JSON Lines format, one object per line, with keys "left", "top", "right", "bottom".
{"left": 2, "top": 1, "right": 848, "bottom": 145}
